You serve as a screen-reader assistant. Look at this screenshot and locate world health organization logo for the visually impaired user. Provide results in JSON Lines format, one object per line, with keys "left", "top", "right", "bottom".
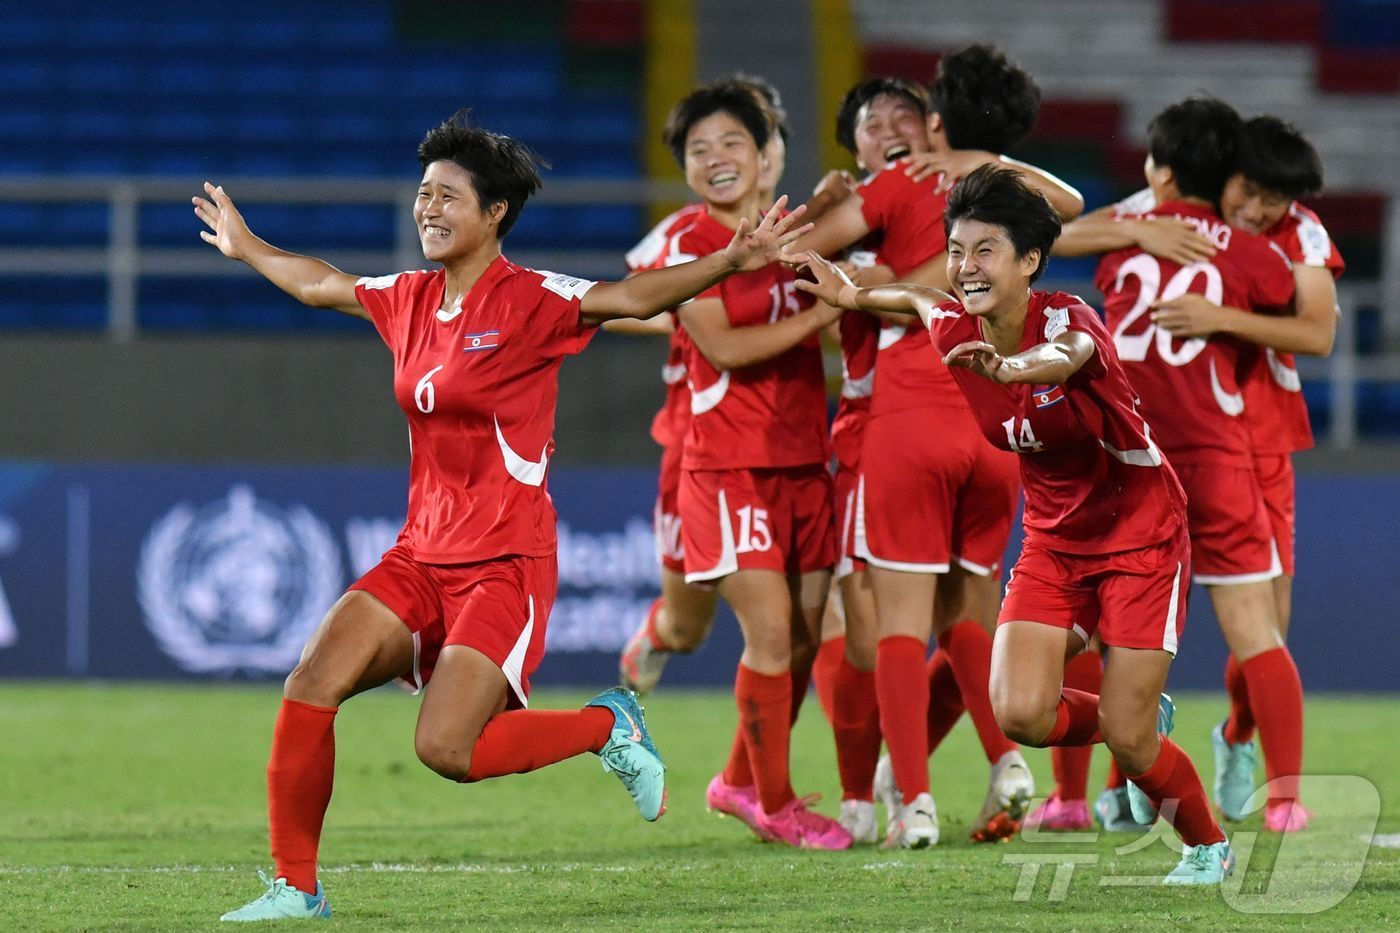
{"left": 138, "top": 485, "right": 343, "bottom": 674}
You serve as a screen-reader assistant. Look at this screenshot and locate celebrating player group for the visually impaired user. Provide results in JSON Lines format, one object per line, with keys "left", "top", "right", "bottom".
{"left": 195, "top": 41, "right": 1340, "bottom": 921}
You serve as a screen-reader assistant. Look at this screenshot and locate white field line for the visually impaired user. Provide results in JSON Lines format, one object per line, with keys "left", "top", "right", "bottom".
{"left": 0, "top": 861, "right": 923, "bottom": 876}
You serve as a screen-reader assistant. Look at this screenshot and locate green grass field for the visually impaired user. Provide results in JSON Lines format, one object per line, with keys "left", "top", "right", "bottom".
{"left": 2, "top": 683, "right": 1397, "bottom": 930}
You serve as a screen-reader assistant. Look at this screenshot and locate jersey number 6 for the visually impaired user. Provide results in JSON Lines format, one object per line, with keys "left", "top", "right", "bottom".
{"left": 415, "top": 365, "right": 445, "bottom": 414}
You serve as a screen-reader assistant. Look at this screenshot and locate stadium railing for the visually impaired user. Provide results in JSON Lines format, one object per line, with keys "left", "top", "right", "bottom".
{"left": 0, "top": 175, "right": 1392, "bottom": 447}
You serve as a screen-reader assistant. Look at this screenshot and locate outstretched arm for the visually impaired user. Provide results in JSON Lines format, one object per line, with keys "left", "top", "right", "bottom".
{"left": 580, "top": 198, "right": 812, "bottom": 325}
{"left": 1054, "top": 214, "right": 1216, "bottom": 264}
{"left": 790, "top": 251, "right": 953, "bottom": 329}
{"left": 193, "top": 182, "right": 365, "bottom": 317}
{"left": 942, "top": 331, "right": 1095, "bottom": 385}
{"left": 1152, "top": 264, "right": 1336, "bottom": 356}
{"left": 680, "top": 296, "right": 841, "bottom": 371}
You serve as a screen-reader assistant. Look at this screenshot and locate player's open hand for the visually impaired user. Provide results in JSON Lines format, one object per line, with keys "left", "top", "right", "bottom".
{"left": 903, "top": 150, "right": 996, "bottom": 191}
{"left": 813, "top": 169, "right": 856, "bottom": 203}
{"left": 943, "top": 340, "right": 1008, "bottom": 382}
{"left": 790, "top": 251, "right": 857, "bottom": 309}
{"left": 193, "top": 182, "right": 253, "bottom": 261}
{"left": 723, "top": 196, "right": 814, "bottom": 272}
{"left": 1151, "top": 292, "right": 1227, "bottom": 337}
{"left": 1136, "top": 217, "right": 1217, "bottom": 266}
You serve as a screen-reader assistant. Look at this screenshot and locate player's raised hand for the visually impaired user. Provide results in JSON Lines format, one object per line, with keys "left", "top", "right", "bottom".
{"left": 193, "top": 182, "right": 254, "bottom": 261}
{"left": 790, "top": 251, "right": 857, "bottom": 309}
{"left": 1137, "top": 217, "right": 1217, "bottom": 266}
{"left": 723, "top": 196, "right": 814, "bottom": 272}
{"left": 943, "top": 340, "right": 1007, "bottom": 381}
{"left": 903, "top": 150, "right": 995, "bottom": 191}
{"left": 1151, "top": 292, "right": 1227, "bottom": 337}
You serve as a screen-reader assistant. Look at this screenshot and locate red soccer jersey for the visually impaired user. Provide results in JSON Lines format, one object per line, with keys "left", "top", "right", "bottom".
{"left": 1095, "top": 200, "right": 1295, "bottom": 467}
{"left": 830, "top": 245, "right": 881, "bottom": 471}
{"left": 628, "top": 204, "right": 707, "bottom": 450}
{"left": 929, "top": 292, "right": 1187, "bottom": 555}
{"left": 354, "top": 257, "right": 596, "bottom": 563}
{"left": 668, "top": 209, "right": 830, "bottom": 471}
{"left": 856, "top": 166, "right": 964, "bottom": 417}
{"left": 1245, "top": 201, "right": 1346, "bottom": 453}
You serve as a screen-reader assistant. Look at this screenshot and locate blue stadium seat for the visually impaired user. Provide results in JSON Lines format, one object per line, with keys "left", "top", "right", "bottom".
{"left": 0, "top": 276, "right": 109, "bottom": 330}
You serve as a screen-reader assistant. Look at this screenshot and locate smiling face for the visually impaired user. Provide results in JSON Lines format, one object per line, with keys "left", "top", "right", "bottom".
{"left": 683, "top": 110, "right": 762, "bottom": 209}
{"left": 852, "top": 92, "right": 930, "bottom": 173}
{"left": 946, "top": 217, "right": 1039, "bottom": 318}
{"left": 413, "top": 160, "right": 503, "bottom": 263}
{"left": 1220, "top": 172, "right": 1290, "bottom": 235}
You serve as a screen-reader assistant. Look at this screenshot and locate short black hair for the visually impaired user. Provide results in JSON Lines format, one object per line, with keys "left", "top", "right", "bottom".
{"left": 417, "top": 109, "right": 544, "bottom": 238}
{"left": 945, "top": 164, "right": 1062, "bottom": 283}
{"left": 1238, "top": 115, "right": 1323, "bottom": 200}
{"left": 720, "top": 72, "right": 790, "bottom": 144}
{"left": 1146, "top": 95, "right": 1243, "bottom": 204}
{"left": 662, "top": 83, "right": 773, "bottom": 166}
{"left": 929, "top": 44, "right": 1040, "bottom": 153}
{"left": 835, "top": 77, "right": 931, "bottom": 155}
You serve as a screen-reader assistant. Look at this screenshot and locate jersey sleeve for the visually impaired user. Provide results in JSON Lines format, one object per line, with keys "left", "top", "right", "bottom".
{"left": 1285, "top": 206, "right": 1346, "bottom": 278}
{"left": 664, "top": 229, "right": 722, "bottom": 304}
{"left": 531, "top": 271, "right": 600, "bottom": 358}
{"left": 1062, "top": 301, "right": 1109, "bottom": 380}
{"left": 856, "top": 168, "right": 901, "bottom": 234}
{"left": 1111, "top": 187, "right": 1157, "bottom": 219}
{"left": 354, "top": 271, "right": 419, "bottom": 350}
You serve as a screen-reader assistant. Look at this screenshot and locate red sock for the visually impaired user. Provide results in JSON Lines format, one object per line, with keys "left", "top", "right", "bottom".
{"left": 721, "top": 727, "right": 754, "bottom": 788}
{"left": 790, "top": 662, "right": 813, "bottom": 726}
{"left": 268, "top": 698, "right": 337, "bottom": 894}
{"left": 1222, "top": 654, "right": 1255, "bottom": 744}
{"left": 642, "top": 597, "right": 668, "bottom": 650}
{"left": 832, "top": 657, "right": 881, "bottom": 800}
{"left": 1105, "top": 758, "right": 1126, "bottom": 789}
{"left": 736, "top": 664, "right": 796, "bottom": 813}
{"left": 463, "top": 707, "right": 613, "bottom": 781}
{"left": 811, "top": 636, "right": 844, "bottom": 727}
{"left": 925, "top": 650, "right": 965, "bottom": 754}
{"left": 1053, "top": 651, "right": 1102, "bottom": 799}
{"left": 876, "top": 635, "right": 930, "bottom": 799}
{"left": 939, "top": 622, "right": 1018, "bottom": 763}
{"left": 1039, "top": 689, "right": 1103, "bottom": 746}
{"left": 1240, "top": 647, "right": 1304, "bottom": 805}
{"left": 1125, "top": 738, "right": 1226, "bottom": 846}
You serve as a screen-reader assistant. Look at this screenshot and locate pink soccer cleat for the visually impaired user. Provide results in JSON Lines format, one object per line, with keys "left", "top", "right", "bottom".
{"left": 705, "top": 774, "right": 769, "bottom": 838}
{"left": 756, "top": 797, "right": 854, "bottom": 850}
{"left": 1023, "top": 794, "right": 1092, "bottom": 832}
{"left": 1264, "top": 801, "right": 1311, "bottom": 833}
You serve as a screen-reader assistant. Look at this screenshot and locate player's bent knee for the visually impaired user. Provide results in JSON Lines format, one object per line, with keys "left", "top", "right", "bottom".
{"left": 993, "top": 694, "right": 1049, "bottom": 747}
{"left": 1099, "top": 708, "right": 1156, "bottom": 771}
{"left": 414, "top": 733, "right": 472, "bottom": 782}
{"left": 283, "top": 658, "right": 354, "bottom": 707}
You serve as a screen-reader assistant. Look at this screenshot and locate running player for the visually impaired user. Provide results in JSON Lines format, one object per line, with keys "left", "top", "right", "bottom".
{"left": 795, "top": 163, "right": 1236, "bottom": 884}
{"left": 1089, "top": 98, "right": 1306, "bottom": 833}
{"left": 619, "top": 74, "right": 791, "bottom": 695}
{"left": 1145, "top": 115, "right": 1339, "bottom": 830}
{"left": 656, "top": 83, "right": 850, "bottom": 849}
{"left": 786, "top": 46, "right": 1083, "bottom": 847}
{"left": 200, "top": 111, "right": 813, "bottom": 920}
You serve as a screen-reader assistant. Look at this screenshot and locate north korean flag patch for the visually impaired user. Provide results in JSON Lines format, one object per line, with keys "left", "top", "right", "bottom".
{"left": 1033, "top": 384, "right": 1064, "bottom": 409}
{"left": 463, "top": 330, "right": 500, "bottom": 352}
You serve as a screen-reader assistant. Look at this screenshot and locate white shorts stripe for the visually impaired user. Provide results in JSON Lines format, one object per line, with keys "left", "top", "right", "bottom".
{"left": 683, "top": 489, "right": 740, "bottom": 584}
{"left": 1162, "top": 561, "right": 1182, "bottom": 657}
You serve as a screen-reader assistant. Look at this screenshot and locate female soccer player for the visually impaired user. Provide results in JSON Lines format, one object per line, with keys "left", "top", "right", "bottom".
{"left": 793, "top": 164, "right": 1234, "bottom": 884}
{"left": 198, "top": 111, "right": 813, "bottom": 921}
{"left": 658, "top": 83, "right": 850, "bottom": 849}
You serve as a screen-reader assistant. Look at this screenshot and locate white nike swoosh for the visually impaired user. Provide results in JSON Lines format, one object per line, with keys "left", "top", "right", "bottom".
{"left": 690, "top": 371, "right": 730, "bottom": 415}
{"left": 661, "top": 362, "right": 687, "bottom": 386}
{"left": 841, "top": 368, "right": 875, "bottom": 399}
{"left": 1209, "top": 357, "right": 1245, "bottom": 416}
{"left": 494, "top": 415, "right": 549, "bottom": 486}
{"left": 877, "top": 325, "right": 906, "bottom": 350}
{"left": 1265, "top": 348, "right": 1301, "bottom": 392}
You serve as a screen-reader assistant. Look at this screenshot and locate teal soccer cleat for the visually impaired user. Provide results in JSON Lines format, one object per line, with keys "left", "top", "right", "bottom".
{"left": 587, "top": 686, "right": 667, "bottom": 821}
{"left": 220, "top": 870, "right": 331, "bottom": 922}
{"left": 1163, "top": 841, "right": 1235, "bottom": 885}
{"left": 1094, "top": 786, "right": 1154, "bottom": 832}
{"left": 1126, "top": 694, "right": 1176, "bottom": 824}
{"left": 1211, "top": 720, "right": 1258, "bottom": 821}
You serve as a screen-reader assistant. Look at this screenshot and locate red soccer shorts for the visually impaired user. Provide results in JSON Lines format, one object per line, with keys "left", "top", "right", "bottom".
{"left": 1252, "top": 452, "right": 1296, "bottom": 577}
{"left": 834, "top": 463, "right": 867, "bottom": 581}
{"left": 678, "top": 464, "right": 836, "bottom": 584}
{"left": 1000, "top": 528, "right": 1191, "bottom": 655}
{"left": 349, "top": 546, "right": 557, "bottom": 708}
{"left": 1175, "top": 463, "right": 1281, "bottom": 584}
{"left": 856, "top": 409, "right": 1019, "bottom": 575}
{"left": 654, "top": 442, "right": 686, "bottom": 575}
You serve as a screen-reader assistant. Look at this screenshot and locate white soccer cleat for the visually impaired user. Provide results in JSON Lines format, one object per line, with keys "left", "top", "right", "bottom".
{"left": 838, "top": 799, "right": 878, "bottom": 845}
{"left": 970, "top": 750, "right": 1035, "bottom": 843}
{"left": 873, "top": 754, "right": 904, "bottom": 839}
{"left": 882, "top": 792, "right": 939, "bottom": 849}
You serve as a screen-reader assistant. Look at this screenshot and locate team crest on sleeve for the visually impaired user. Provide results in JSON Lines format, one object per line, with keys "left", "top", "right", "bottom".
{"left": 1032, "top": 384, "right": 1065, "bottom": 409}
{"left": 1296, "top": 217, "right": 1332, "bottom": 265}
{"left": 1043, "top": 306, "right": 1069, "bottom": 341}
{"left": 463, "top": 330, "right": 500, "bottom": 352}
{"left": 538, "top": 271, "right": 597, "bottom": 301}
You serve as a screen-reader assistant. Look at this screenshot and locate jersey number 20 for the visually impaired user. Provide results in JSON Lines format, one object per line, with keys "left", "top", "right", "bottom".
{"left": 1111, "top": 255, "right": 1222, "bottom": 366}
